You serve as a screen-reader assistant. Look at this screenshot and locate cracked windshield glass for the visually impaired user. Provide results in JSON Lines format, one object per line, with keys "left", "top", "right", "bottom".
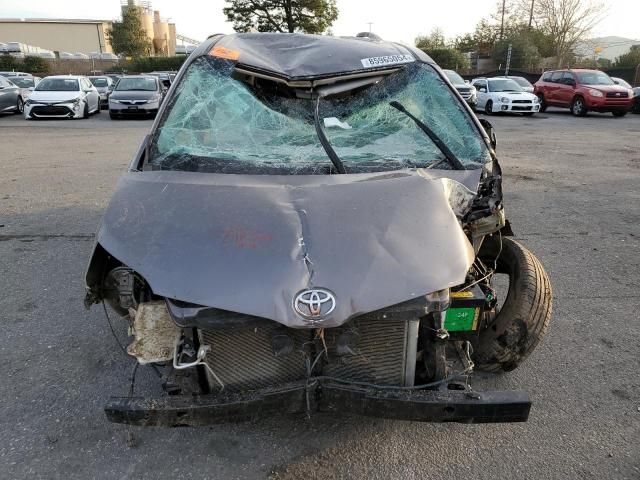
{"left": 151, "top": 57, "right": 490, "bottom": 174}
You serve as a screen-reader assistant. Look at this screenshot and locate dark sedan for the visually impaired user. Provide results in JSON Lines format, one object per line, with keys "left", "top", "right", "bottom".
{"left": 108, "top": 76, "right": 166, "bottom": 119}
{"left": 0, "top": 76, "right": 24, "bottom": 114}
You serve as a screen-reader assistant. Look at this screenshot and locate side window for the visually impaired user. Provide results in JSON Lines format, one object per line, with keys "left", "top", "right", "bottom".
{"left": 542, "top": 71, "right": 552, "bottom": 82}
{"left": 550, "top": 71, "right": 563, "bottom": 83}
{"left": 473, "top": 81, "right": 486, "bottom": 91}
{"left": 561, "top": 72, "right": 574, "bottom": 85}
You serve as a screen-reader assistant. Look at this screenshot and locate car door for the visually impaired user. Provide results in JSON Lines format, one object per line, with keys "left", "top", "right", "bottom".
{"left": 555, "top": 72, "right": 576, "bottom": 106}
{"left": 0, "top": 76, "right": 18, "bottom": 111}
{"left": 473, "top": 80, "right": 488, "bottom": 109}
{"left": 545, "top": 71, "right": 563, "bottom": 104}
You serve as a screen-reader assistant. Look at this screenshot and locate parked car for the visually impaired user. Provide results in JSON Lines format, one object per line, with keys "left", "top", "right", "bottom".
{"left": 611, "top": 77, "right": 632, "bottom": 89}
{"left": 24, "top": 75, "right": 100, "bottom": 119}
{"left": 472, "top": 77, "right": 540, "bottom": 115}
{"left": 0, "top": 71, "right": 30, "bottom": 77}
{"left": 0, "top": 76, "right": 25, "bottom": 114}
{"left": 534, "top": 69, "right": 633, "bottom": 117}
{"left": 6, "top": 75, "right": 40, "bottom": 101}
{"left": 88, "top": 76, "right": 114, "bottom": 109}
{"left": 108, "top": 75, "right": 166, "bottom": 119}
{"left": 86, "top": 33, "right": 552, "bottom": 427}
{"left": 632, "top": 87, "right": 640, "bottom": 114}
{"left": 443, "top": 69, "right": 477, "bottom": 107}
{"left": 146, "top": 71, "right": 176, "bottom": 88}
{"left": 505, "top": 75, "right": 534, "bottom": 93}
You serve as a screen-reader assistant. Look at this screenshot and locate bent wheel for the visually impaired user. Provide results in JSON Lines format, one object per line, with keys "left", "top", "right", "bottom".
{"left": 474, "top": 236, "right": 553, "bottom": 373}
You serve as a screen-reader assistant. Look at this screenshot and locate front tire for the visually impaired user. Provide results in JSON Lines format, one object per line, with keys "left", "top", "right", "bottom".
{"left": 14, "top": 97, "right": 24, "bottom": 114}
{"left": 474, "top": 236, "right": 553, "bottom": 373}
{"left": 537, "top": 94, "right": 547, "bottom": 112}
{"left": 82, "top": 102, "right": 89, "bottom": 119}
{"left": 484, "top": 100, "right": 494, "bottom": 115}
{"left": 571, "top": 96, "right": 588, "bottom": 117}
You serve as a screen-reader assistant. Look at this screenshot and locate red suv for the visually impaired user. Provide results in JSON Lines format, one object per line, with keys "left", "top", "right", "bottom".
{"left": 534, "top": 69, "right": 633, "bottom": 117}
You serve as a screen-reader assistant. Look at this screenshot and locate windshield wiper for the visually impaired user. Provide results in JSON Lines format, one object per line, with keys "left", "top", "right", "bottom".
{"left": 313, "top": 97, "right": 346, "bottom": 174}
{"left": 389, "top": 101, "right": 465, "bottom": 170}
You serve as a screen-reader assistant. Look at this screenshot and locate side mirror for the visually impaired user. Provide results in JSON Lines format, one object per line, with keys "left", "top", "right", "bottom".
{"left": 478, "top": 87, "right": 487, "bottom": 93}
{"left": 161, "top": 79, "right": 171, "bottom": 88}
{"left": 566, "top": 79, "right": 576, "bottom": 86}
{"left": 478, "top": 118, "right": 497, "bottom": 150}
{"left": 28, "top": 87, "right": 34, "bottom": 91}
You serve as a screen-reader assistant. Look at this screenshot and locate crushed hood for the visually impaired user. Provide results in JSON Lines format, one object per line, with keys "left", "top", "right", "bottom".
{"left": 92, "top": 169, "right": 480, "bottom": 327}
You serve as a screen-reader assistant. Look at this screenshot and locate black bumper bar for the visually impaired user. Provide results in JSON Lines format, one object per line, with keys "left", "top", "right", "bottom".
{"left": 105, "top": 381, "right": 531, "bottom": 426}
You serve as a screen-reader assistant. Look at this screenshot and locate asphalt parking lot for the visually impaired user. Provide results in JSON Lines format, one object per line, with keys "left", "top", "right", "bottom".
{"left": 1, "top": 109, "right": 639, "bottom": 479}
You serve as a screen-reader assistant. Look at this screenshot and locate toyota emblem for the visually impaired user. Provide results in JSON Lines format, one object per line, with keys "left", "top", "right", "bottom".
{"left": 293, "top": 288, "right": 336, "bottom": 321}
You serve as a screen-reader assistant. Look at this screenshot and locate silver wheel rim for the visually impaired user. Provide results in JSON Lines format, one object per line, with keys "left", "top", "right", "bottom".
{"left": 573, "top": 100, "right": 582, "bottom": 114}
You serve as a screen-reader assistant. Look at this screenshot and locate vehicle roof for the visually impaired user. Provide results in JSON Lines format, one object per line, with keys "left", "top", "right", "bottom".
{"left": 198, "top": 33, "right": 432, "bottom": 81}
{"left": 545, "top": 68, "right": 607, "bottom": 73}
{"left": 42, "top": 75, "right": 85, "bottom": 79}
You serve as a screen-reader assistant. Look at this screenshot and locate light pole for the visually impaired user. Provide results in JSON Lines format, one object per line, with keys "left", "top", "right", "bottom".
{"left": 500, "top": 0, "right": 506, "bottom": 40}
{"left": 528, "top": 0, "right": 535, "bottom": 28}
{"left": 366, "top": 22, "right": 373, "bottom": 33}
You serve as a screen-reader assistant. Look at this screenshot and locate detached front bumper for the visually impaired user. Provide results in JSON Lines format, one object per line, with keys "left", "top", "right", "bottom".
{"left": 105, "top": 380, "right": 531, "bottom": 426}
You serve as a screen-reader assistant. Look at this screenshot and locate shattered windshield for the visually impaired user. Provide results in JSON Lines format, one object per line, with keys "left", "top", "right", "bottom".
{"left": 150, "top": 56, "right": 490, "bottom": 174}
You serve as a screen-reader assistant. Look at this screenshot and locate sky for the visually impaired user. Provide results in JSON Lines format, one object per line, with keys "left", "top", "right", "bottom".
{"left": 1, "top": 0, "right": 638, "bottom": 45}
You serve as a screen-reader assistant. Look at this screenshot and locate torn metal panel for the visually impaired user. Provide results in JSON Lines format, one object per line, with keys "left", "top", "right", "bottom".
{"left": 127, "top": 301, "right": 181, "bottom": 364}
{"left": 92, "top": 169, "right": 478, "bottom": 328}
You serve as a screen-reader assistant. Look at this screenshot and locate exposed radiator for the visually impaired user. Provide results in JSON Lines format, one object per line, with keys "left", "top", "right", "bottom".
{"left": 322, "top": 317, "right": 418, "bottom": 386}
{"left": 199, "top": 324, "right": 310, "bottom": 391}
{"left": 199, "top": 317, "right": 418, "bottom": 391}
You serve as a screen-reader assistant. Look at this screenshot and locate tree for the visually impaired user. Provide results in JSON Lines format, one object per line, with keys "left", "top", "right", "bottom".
{"left": 107, "top": 5, "right": 152, "bottom": 58}
{"left": 22, "top": 56, "right": 49, "bottom": 75}
{"left": 614, "top": 46, "right": 640, "bottom": 68}
{"left": 415, "top": 28, "right": 446, "bottom": 51}
{"left": 419, "top": 48, "right": 470, "bottom": 70}
{"left": 528, "top": 0, "right": 605, "bottom": 67}
{"left": 223, "top": 0, "right": 338, "bottom": 34}
{"left": 0, "top": 54, "right": 19, "bottom": 71}
{"left": 492, "top": 35, "right": 541, "bottom": 69}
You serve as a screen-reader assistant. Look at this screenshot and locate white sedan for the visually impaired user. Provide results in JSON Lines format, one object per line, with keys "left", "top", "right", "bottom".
{"left": 24, "top": 75, "right": 100, "bottom": 119}
{"left": 471, "top": 77, "right": 540, "bottom": 116}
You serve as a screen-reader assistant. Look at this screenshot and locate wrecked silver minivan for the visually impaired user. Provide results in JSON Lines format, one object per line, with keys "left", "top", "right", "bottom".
{"left": 85, "top": 33, "right": 552, "bottom": 426}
